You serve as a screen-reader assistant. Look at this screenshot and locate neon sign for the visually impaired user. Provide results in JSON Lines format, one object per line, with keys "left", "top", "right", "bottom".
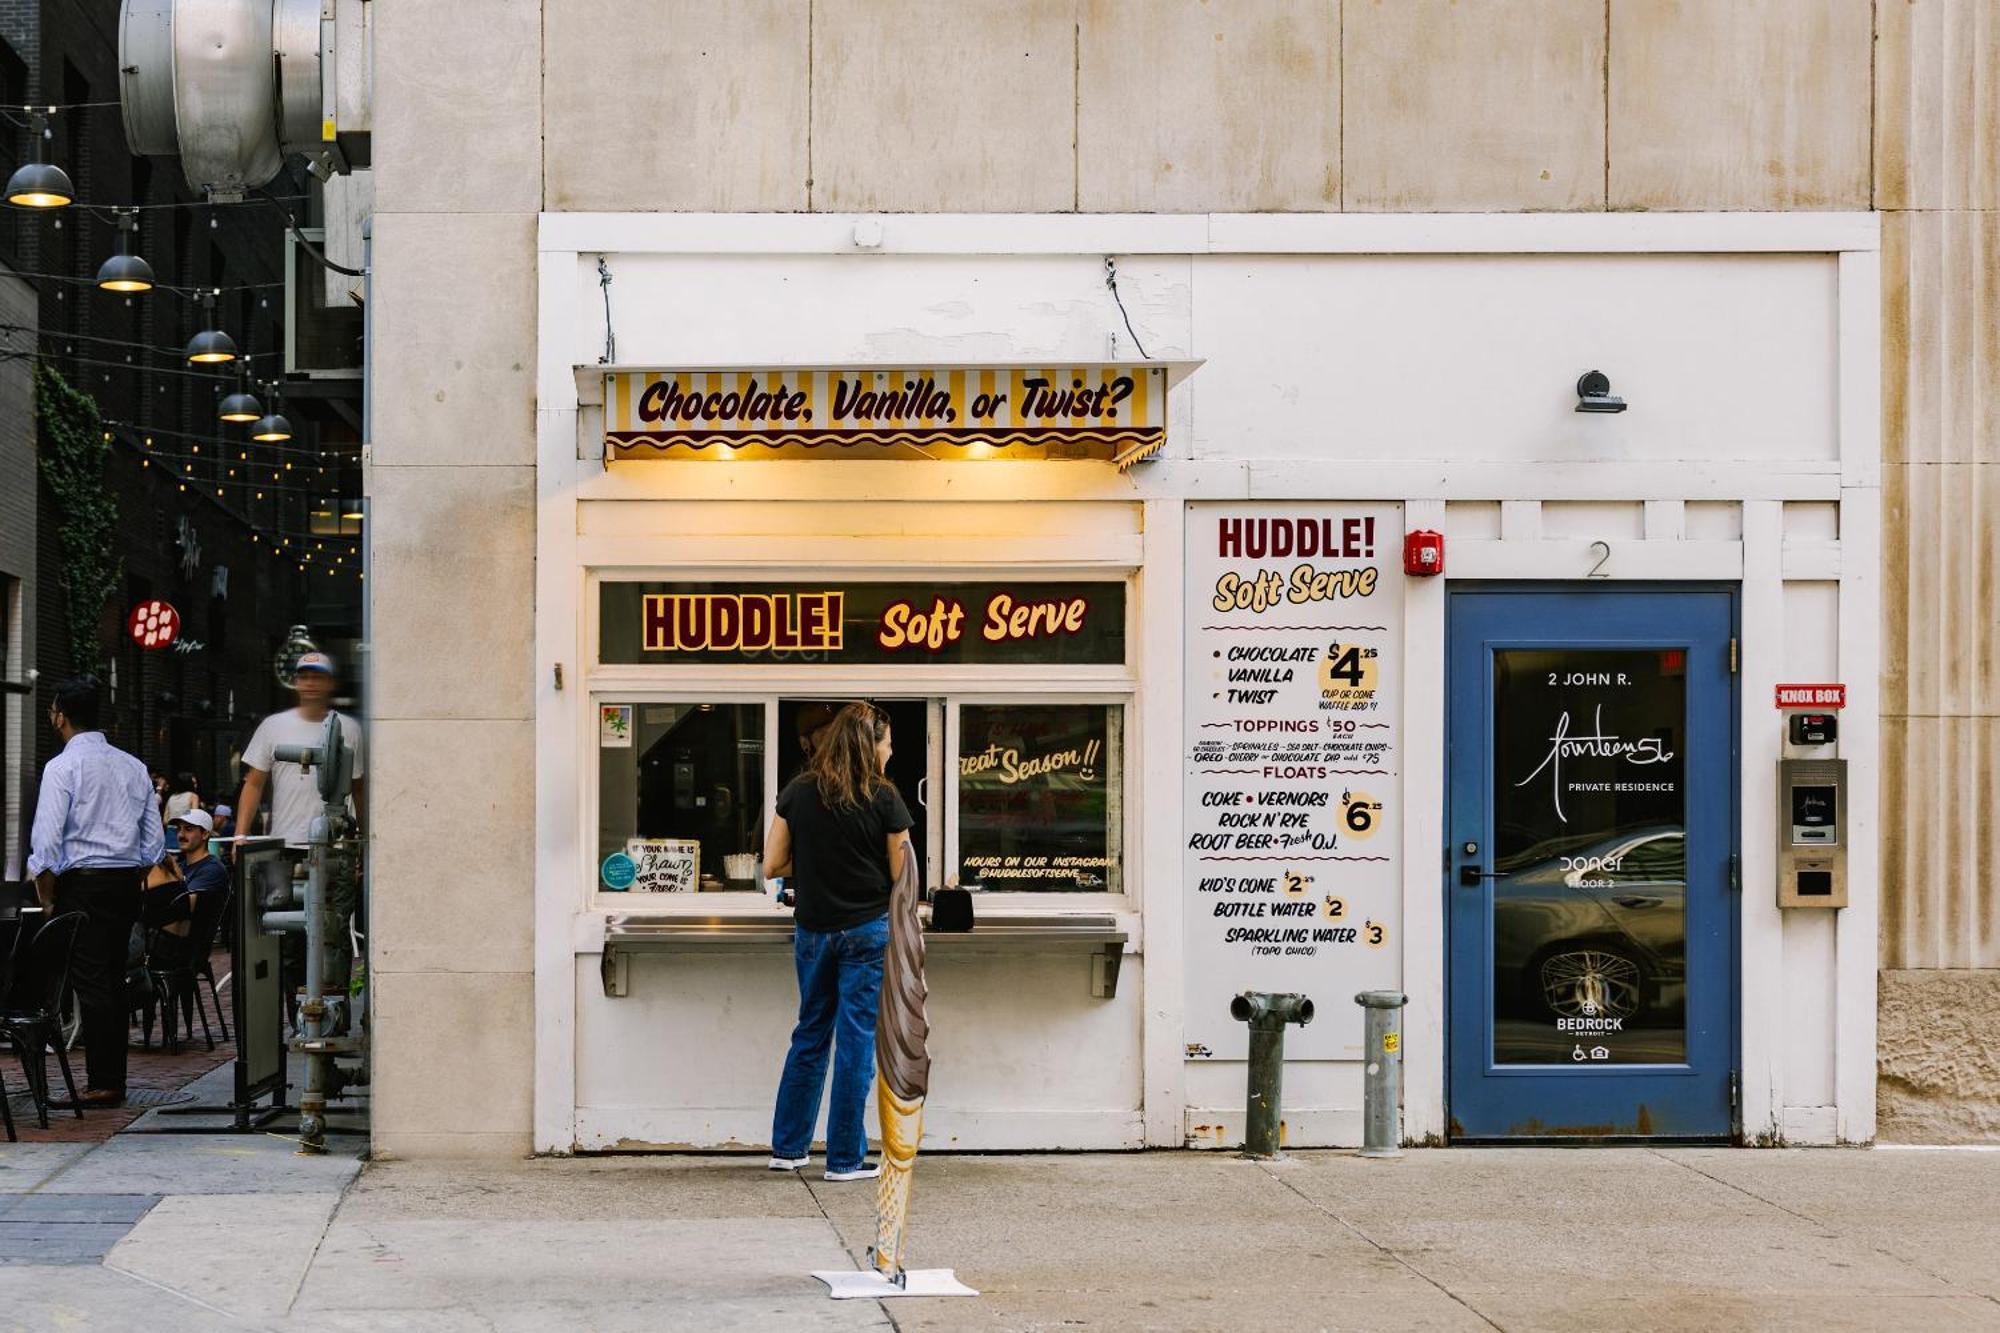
{"left": 603, "top": 581, "right": 1124, "bottom": 667}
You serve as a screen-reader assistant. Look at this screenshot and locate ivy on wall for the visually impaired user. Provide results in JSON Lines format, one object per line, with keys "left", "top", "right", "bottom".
{"left": 35, "top": 363, "right": 121, "bottom": 672}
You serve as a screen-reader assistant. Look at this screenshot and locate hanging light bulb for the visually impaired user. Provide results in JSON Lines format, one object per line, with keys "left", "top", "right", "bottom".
{"left": 96, "top": 208, "right": 154, "bottom": 292}
{"left": 219, "top": 369, "right": 262, "bottom": 422}
{"left": 6, "top": 112, "right": 73, "bottom": 209}
{"left": 184, "top": 290, "right": 236, "bottom": 364}
{"left": 251, "top": 380, "right": 291, "bottom": 441}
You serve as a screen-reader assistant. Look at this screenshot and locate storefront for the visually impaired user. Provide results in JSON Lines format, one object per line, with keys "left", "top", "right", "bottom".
{"left": 530, "top": 213, "right": 1880, "bottom": 1151}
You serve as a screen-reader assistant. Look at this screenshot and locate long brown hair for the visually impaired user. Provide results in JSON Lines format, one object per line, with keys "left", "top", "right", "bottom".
{"left": 805, "top": 702, "right": 891, "bottom": 811}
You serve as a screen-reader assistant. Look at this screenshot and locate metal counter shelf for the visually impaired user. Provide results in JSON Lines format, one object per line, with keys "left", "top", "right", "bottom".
{"left": 597, "top": 909, "right": 1129, "bottom": 999}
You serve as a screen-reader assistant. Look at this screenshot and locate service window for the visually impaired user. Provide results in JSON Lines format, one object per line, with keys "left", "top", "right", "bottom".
{"left": 956, "top": 703, "right": 1123, "bottom": 893}
{"left": 589, "top": 575, "right": 1134, "bottom": 906}
{"left": 596, "top": 702, "right": 765, "bottom": 891}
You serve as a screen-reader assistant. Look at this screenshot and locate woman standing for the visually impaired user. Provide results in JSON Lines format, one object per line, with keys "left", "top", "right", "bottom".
{"left": 763, "top": 703, "right": 912, "bottom": 1181}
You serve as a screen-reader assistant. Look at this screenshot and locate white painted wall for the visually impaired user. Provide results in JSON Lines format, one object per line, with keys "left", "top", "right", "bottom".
{"left": 537, "top": 216, "right": 1879, "bottom": 1153}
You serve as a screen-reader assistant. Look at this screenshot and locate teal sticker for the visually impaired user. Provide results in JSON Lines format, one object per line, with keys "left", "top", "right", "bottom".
{"left": 600, "top": 852, "right": 637, "bottom": 891}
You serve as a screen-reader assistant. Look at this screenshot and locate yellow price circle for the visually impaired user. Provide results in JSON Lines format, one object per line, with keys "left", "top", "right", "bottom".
{"left": 1340, "top": 790, "right": 1383, "bottom": 843}
{"left": 1318, "top": 642, "right": 1380, "bottom": 707}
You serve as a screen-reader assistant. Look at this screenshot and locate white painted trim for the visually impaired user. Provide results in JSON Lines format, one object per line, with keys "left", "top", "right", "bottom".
{"left": 1498, "top": 500, "right": 1542, "bottom": 542}
{"left": 541, "top": 212, "right": 1880, "bottom": 258}
{"left": 1644, "top": 501, "right": 1687, "bottom": 542}
{"left": 1184, "top": 1106, "right": 1363, "bottom": 1150}
{"left": 1834, "top": 245, "right": 1882, "bottom": 1145}
{"left": 1780, "top": 539, "right": 1842, "bottom": 581}
{"left": 1835, "top": 486, "right": 1881, "bottom": 1143}
{"left": 574, "top": 1107, "right": 1146, "bottom": 1153}
{"left": 576, "top": 460, "right": 1844, "bottom": 504}
{"left": 1838, "top": 251, "right": 1885, "bottom": 491}
{"left": 534, "top": 249, "right": 587, "bottom": 1154}
{"left": 1449, "top": 539, "right": 1743, "bottom": 582}
{"left": 1400, "top": 499, "right": 1447, "bottom": 1145}
{"left": 1139, "top": 500, "right": 1186, "bottom": 1147}
{"left": 574, "top": 533, "right": 1143, "bottom": 568}
{"left": 1738, "top": 502, "right": 1786, "bottom": 1143}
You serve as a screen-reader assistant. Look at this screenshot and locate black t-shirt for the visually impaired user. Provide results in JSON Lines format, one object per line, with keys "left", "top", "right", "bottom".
{"left": 776, "top": 774, "right": 913, "bottom": 932}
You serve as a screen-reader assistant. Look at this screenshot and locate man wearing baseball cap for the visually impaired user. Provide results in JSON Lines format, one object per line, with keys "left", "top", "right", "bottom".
{"left": 146, "top": 808, "right": 231, "bottom": 949}
{"left": 236, "top": 650, "right": 365, "bottom": 1003}
{"left": 168, "top": 808, "right": 229, "bottom": 900}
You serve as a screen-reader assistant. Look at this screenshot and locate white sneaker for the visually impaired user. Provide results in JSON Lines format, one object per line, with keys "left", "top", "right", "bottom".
{"left": 767, "top": 1156, "right": 809, "bottom": 1171}
{"left": 823, "top": 1163, "right": 880, "bottom": 1181}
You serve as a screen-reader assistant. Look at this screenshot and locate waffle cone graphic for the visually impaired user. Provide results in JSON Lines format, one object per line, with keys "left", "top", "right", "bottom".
{"left": 871, "top": 848, "right": 929, "bottom": 1280}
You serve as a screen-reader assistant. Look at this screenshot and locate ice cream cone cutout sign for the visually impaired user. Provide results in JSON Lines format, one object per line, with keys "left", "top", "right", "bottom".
{"left": 871, "top": 846, "right": 929, "bottom": 1282}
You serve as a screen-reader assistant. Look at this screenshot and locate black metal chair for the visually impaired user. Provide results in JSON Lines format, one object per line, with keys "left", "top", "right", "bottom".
{"left": 139, "top": 886, "right": 231, "bottom": 1053}
{"left": 0, "top": 910, "right": 86, "bottom": 1128}
{"left": 187, "top": 885, "right": 232, "bottom": 1044}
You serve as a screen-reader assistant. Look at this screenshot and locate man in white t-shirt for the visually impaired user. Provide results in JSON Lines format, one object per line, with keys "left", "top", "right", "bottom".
{"left": 237, "top": 650, "right": 365, "bottom": 998}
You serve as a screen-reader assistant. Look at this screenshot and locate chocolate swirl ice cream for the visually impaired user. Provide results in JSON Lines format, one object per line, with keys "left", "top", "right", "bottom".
{"left": 875, "top": 845, "right": 930, "bottom": 1100}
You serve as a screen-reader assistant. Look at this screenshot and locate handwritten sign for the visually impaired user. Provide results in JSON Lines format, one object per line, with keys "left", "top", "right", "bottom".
{"left": 626, "top": 839, "right": 699, "bottom": 894}
{"left": 1183, "top": 504, "right": 1404, "bottom": 1062}
{"left": 603, "top": 365, "right": 1169, "bottom": 467}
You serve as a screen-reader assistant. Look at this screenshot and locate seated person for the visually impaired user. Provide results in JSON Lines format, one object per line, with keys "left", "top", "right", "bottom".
{"left": 141, "top": 811, "right": 228, "bottom": 962}
{"left": 172, "top": 809, "right": 229, "bottom": 900}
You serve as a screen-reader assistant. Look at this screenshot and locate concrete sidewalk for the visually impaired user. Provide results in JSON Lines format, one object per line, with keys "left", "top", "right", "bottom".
{"left": 1, "top": 1139, "right": 1997, "bottom": 1331}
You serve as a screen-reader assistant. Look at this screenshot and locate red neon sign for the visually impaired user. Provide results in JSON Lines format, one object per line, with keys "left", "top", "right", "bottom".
{"left": 127, "top": 600, "right": 181, "bottom": 649}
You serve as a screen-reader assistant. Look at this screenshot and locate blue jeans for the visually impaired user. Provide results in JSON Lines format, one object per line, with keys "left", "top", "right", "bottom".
{"left": 771, "top": 915, "right": 889, "bottom": 1171}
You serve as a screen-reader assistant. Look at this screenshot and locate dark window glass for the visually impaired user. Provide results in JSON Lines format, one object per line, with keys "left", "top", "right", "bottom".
{"left": 597, "top": 703, "right": 763, "bottom": 893}
{"left": 956, "top": 705, "right": 1120, "bottom": 893}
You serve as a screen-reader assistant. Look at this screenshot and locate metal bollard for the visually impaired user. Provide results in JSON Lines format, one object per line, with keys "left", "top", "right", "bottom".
{"left": 1230, "top": 991, "right": 1315, "bottom": 1158}
{"left": 1355, "top": 991, "right": 1407, "bottom": 1158}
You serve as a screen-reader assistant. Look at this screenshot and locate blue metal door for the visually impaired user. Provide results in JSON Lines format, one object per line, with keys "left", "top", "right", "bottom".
{"left": 1447, "top": 588, "right": 1737, "bottom": 1140}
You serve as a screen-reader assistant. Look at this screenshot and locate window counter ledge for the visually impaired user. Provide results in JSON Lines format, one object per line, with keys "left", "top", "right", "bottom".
{"left": 591, "top": 907, "right": 1134, "bottom": 999}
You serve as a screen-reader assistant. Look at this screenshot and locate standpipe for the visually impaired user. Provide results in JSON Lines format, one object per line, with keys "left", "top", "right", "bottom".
{"left": 1230, "top": 991, "right": 1315, "bottom": 1158}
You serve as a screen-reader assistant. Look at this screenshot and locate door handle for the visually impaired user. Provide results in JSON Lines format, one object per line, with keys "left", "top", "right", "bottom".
{"left": 1459, "top": 865, "right": 1506, "bottom": 887}
{"left": 916, "top": 777, "right": 929, "bottom": 809}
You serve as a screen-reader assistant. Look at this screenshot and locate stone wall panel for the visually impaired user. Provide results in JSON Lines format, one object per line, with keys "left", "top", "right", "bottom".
{"left": 1078, "top": 0, "right": 1339, "bottom": 212}
{"left": 1609, "top": 0, "right": 1871, "bottom": 210}
{"left": 811, "top": 0, "right": 1077, "bottom": 212}
{"left": 1876, "top": 0, "right": 2000, "bottom": 211}
{"left": 544, "top": 0, "right": 809, "bottom": 211}
{"left": 1343, "top": 0, "right": 1603, "bottom": 212}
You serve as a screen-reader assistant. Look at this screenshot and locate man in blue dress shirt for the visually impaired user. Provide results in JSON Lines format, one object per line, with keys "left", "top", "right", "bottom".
{"left": 27, "top": 676, "right": 165, "bottom": 1107}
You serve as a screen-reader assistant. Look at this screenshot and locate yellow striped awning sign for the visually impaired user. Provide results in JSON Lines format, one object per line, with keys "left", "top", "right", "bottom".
{"left": 602, "top": 365, "right": 1172, "bottom": 469}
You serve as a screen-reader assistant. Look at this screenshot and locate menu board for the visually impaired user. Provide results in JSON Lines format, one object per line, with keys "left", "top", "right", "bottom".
{"left": 1184, "top": 504, "right": 1403, "bottom": 1061}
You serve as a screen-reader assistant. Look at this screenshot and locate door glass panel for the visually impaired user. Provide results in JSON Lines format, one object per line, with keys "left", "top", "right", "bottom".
{"left": 1490, "top": 650, "right": 1687, "bottom": 1065}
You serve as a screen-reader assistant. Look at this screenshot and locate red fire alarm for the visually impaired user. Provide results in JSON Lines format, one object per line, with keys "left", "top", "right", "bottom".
{"left": 1403, "top": 529, "right": 1445, "bottom": 577}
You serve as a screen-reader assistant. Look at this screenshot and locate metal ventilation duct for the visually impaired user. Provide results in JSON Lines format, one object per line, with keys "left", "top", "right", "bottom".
{"left": 120, "top": 0, "right": 353, "bottom": 199}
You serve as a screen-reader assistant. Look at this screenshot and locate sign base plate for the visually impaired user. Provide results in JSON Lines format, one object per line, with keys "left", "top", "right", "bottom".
{"left": 812, "top": 1268, "right": 979, "bottom": 1300}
